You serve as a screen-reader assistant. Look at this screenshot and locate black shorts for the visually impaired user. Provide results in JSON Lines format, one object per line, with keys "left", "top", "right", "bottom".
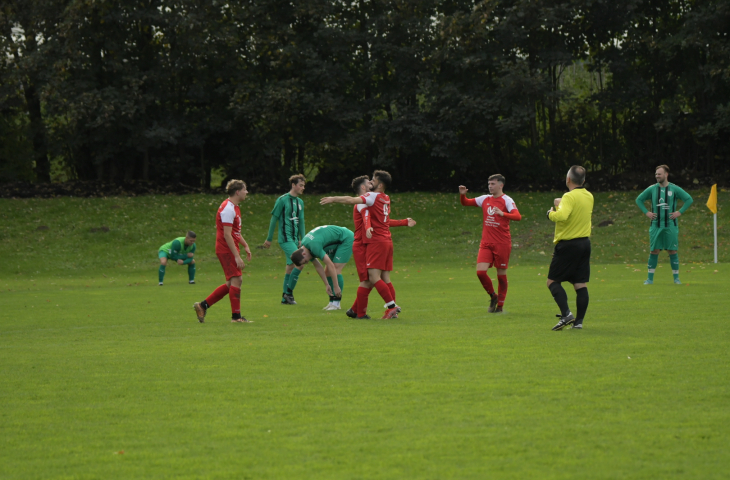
{"left": 548, "top": 237, "right": 591, "bottom": 284}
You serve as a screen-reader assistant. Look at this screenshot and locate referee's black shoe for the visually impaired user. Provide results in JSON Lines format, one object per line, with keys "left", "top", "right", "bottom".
{"left": 552, "top": 313, "right": 576, "bottom": 331}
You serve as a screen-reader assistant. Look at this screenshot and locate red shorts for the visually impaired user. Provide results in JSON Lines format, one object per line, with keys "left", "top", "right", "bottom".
{"left": 216, "top": 251, "right": 242, "bottom": 280}
{"left": 365, "top": 241, "right": 393, "bottom": 271}
{"left": 477, "top": 243, "right": 512, "bottom": 269}
{"left": 353, "top": 242, "right": 369, "bottom": 282}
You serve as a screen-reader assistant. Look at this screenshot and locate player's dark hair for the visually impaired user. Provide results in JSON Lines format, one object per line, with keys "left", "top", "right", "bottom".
{"left": 290, "top": 249, "right": 305, "bottom": 267}
{"left": 351, "top": 175, "right": 370, "bottom": 194}
{"left": 568, "top": 166, "right": 586, "bottom": 186}
{"left": 289, "top": 174, "right": 306, "bottom": 186}
{"left": 655, "top": 164, "right": 670, "bottom": 174}
{"left": 187, "top": 231, "right": 196, "bottom": 238}
{"left": 226, "top": 179, "right": 246, "bottom": 196}
{"left": 373, "top": 170, "right": 392, "bottom": 189}
{"left": 488, "top": 174, "right": 506, "bottom": 185}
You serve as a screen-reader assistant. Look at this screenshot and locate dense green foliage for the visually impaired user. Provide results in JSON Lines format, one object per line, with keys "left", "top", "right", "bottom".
{"left": 3, "top": 1, "right": 729, "bottom": 189}
{"left": 1, "top": 192, "right": 728, "bottom": 478}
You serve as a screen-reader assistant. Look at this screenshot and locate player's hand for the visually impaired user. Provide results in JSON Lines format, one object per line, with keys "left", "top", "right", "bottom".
{"left": 554, "top": 198, "right": 562, "bottom": 207}
{"left": 334, "top": 286, "right": 342, "bottom": 298}
{"left": 187, "top": 252, "right": 194, "bottom": 258}
{"left": 407, "top": 218, "right": 416, "bottom": 227}
{"left": 325, "top": 284, "right": 333, "bottom": 296}
{"left": 244, "top": 246, "right": 252, "bottom": 261}
{"left": 235, "top": 256, "right": 245, "bottom": 270}
{"left": 262, "top": 240, "right": 271, "bottom": 249}
{"left": 366, "top": 227, "right": 373, "bottom": 239}
{"left": 645, "top": 211, "right": 657, "bottom": 220}
{"left": 492, "top": 207, "right": 504, "bottom": 217}
{"left": 177, "top": 259, "right": 184, "bottom": 265}
{"left": 320, "top": 197, "right": 334, "bottom": 205}
{"left": 458, "top": 185, "right": 468, "bottom": 195}
{"left": 669, "top": 211, "right": 681, "bottom": 220}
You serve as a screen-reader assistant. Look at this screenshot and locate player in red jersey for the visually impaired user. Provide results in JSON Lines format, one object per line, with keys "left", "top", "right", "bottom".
{"left": 320, "top": 170, "right": 412, "bottom": 319}
{"left": 193, "top": 180, "right": 253, "bottom": 323}
{"left": 330, "top": 175, "right": 416, "bottom": 319}
{"left": 459, "top": 174, "right": 522, "bottom": 313}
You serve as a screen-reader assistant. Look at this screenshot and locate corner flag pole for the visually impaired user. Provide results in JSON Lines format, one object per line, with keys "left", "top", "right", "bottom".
{"left": 706, "top": 184, "right": 718, "bottom": 264}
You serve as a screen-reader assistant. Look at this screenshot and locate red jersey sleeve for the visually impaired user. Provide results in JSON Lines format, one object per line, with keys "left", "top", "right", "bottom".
{"left": 388, "top": 218, "right": 409, "bottom": 227}
{"left": 460, "top": 194, "right": 478, "bottom": 207}
{"left": 502, "top": 210, "right": 521, "bottom": 221}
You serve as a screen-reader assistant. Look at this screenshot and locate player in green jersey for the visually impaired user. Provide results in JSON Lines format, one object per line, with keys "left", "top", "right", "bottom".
{"left": 635, "top": 165, "right": 694, "bottom": 284}
{"left": 158, "top": 231, "right": 197, "bottom": 285}
{"left": 262, "top": 174, "right": 307, "bottom": 304}
{"left": 290, "top": 225, "right": 355, "bottom": 309}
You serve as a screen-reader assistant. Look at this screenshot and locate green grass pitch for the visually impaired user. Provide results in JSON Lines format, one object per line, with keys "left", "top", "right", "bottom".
{"left": 1, "top": 189, "right": 728, "bottom": 479}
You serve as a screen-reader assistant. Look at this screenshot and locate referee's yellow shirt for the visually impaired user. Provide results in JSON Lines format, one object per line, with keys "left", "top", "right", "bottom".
{"left": 548, "top": 187, "right": 594, "bottom": 243}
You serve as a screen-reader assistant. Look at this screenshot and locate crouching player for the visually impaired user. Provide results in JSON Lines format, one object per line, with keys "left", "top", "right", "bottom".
{"left": 193, "top": 180, "right": 253, "bottom": 323}
{"left": 459, "top": 174, "right": 522, "bottom": 313}
{"left": 290, "top": 225, "right": 355, "bottom": 307}
{"left": 158, "top": 231, "right": 197, "bottom": 285}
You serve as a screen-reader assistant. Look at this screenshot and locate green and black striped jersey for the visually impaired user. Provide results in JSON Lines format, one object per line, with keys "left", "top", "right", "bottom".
{"left": 635, "top": 183, "right": 693, "bottom": 228}
{"left": 267, "top": 193, "right": 305, "bottom": 243}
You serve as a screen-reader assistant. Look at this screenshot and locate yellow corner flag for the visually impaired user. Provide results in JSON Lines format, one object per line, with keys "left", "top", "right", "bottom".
{"left": 706, "top": 184, "right": 718, "bottom": 214}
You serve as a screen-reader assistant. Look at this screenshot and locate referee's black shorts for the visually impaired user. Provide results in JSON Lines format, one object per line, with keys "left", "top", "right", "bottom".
{"left": 548, "top": 237, "right": 591, "bottom": 284}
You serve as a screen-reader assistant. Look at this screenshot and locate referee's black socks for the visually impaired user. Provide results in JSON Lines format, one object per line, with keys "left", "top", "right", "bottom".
{"left": 575, "top": 287, "right": 589, "bottom": 323}
{"left": 548, "top": 282, "right": 571, "bottom": 317}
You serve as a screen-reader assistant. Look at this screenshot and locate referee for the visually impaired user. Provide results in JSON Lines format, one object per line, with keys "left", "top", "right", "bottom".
{"left": 546, "top": 165, "right": 594, "bottom": 331}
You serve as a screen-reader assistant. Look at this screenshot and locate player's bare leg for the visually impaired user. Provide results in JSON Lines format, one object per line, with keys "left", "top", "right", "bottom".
{"left": 476, "top": 262, "right": 499, "bottom": 312}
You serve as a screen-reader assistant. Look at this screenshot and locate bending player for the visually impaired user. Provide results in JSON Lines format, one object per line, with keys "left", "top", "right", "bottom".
{"left": 459, "top": 174, "right": 522, "bottom": 313}
{"left": 193, "top": 180, "right": 253, "bottom": 323}
{"left": 290, "top": 225, "right": 355, "bottom": 308}
{"left": 262, "top": 174, "right": 307, "bottom": 304}
{"left": 320, "top": 170, "right": 403, "bottom": 319}
{"left": 157, "top": 231, "right": 197, "bottom": 285}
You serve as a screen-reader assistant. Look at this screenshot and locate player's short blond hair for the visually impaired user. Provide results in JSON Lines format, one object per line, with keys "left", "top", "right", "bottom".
{"left": 226, "top": 179, "right": 246, "bottom": 196}
{"left": 655, "top": 164, "right": 670, "bottom": 174}
{"left": 488, "top": 174, "right": 505, "bottom": 185}
{"left": 289, "top": 174, "right": 306, "bottom": 186}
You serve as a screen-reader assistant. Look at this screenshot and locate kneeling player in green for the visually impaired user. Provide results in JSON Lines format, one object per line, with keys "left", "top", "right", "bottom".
{"left": 158, "top": 231, "right": 197, "bottom": 285}
{"left": 290, "top": 225, "right": 354, "bottom": 309}
{"left": 635, "top": 165, "right": 693, "bottom": 284}
{"left": 262, "top": 174, "right": 307, "bottom": 304}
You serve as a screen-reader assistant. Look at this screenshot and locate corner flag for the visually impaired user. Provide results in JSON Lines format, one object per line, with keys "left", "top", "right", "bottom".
{"left": 707, "top": 184, "right": 718, "bottom": 263}
{"left": 706, "top": 184, "right": 718, "bottom": 214}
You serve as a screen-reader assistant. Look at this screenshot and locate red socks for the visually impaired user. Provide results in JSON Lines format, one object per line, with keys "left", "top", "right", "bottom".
{"left": 205, "top": 284, "right": 230, "bottom": 307}
{"left": 229, "top": 286, "right": 241, "bottom": 315}
{"left": 356, "top": 286, "right": 371, "bottom": 317}
{"left": 497, "top": 275, "right": 508, "bottom": 306}
{"left": 476, "top": 270, "right": 495, "bottom": 295}
{"left": 373, "top": 280, "right": 394, "bottom": 305}
{"left": 387, "top": 282, "right": 396, "bottom": 302}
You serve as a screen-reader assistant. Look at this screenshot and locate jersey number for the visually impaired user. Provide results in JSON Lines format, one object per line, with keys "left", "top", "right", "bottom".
{"left": 383, "top": 204, "right": 389, "bottom": 221}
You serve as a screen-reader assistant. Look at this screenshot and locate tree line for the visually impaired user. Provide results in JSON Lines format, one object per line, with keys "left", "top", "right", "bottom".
{"left": 2, "top": 0, "right": 729, "bottom": 191}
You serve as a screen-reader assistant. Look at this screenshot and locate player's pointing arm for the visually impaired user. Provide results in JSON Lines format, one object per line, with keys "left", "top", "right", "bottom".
{"left": 320, "top": 195, "right": 365, "bottom": 205}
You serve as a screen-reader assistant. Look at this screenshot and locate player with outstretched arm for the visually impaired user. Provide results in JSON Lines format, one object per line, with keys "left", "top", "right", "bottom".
{"left": 459, "top": 174, "right": 522, "bottom": 313}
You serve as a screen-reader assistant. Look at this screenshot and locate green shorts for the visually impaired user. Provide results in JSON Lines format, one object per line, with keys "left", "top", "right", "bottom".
{"left": 649, "top": 227, "right": 679, "bottom": 251}
{"left": 158, "top": 250, "right": 169, "bottom": 259}
{"left": 328, "top": 230, "right": 354, "bottom": 264}
{"left": 279, "top": 241, "right": 300, "bottom": 265}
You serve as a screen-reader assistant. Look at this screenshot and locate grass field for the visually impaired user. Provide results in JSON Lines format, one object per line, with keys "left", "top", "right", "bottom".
{"left": 1, "top": 189, "right": 728, "bottom": 479}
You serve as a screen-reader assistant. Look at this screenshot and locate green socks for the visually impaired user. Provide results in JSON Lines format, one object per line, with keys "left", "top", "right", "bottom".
{"left": 327, "top": 277, "right": 336, "bottom": 301}
{"left": 188, "top": 263, "right": 196, "bottom": 282}
{"left": 283, "top": 273, "right": 291, "bottom": 295}
{"left": 287, "top": 268, "right": 301, "bottom": 295}
{"left": 647, "top": 254, "right": 658, "bottom": 281}
{"left": 337, "top": 274, "right": 344, "bottom": 298}
{"left": 158, "top": 265, "right": 166, "bottom": 283}
{"left": 669, "top": 253, "right": 680, "bottom": 281}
